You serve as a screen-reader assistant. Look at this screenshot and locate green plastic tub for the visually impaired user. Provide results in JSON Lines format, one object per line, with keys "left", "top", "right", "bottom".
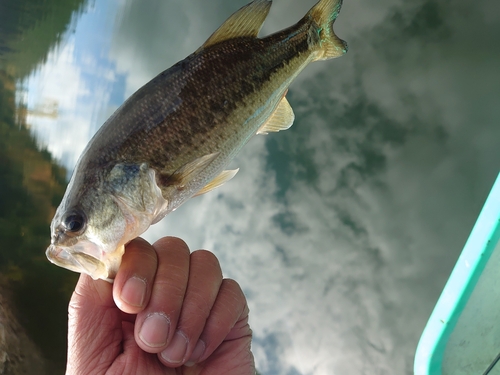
{"left": 415, "top": 173, "right": 500, "bottom": 374}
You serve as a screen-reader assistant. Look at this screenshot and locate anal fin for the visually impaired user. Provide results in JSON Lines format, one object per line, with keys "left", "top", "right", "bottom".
{"left": 257, "top": 96, "right": 295, "bottom": 135}
{"left": 194, "top": 169, "right": 239, "bottom": 197}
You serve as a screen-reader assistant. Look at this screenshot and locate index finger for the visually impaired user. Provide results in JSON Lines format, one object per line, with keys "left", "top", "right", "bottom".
{"left": 112, "top": 237, "right": 158, "bottom": 314}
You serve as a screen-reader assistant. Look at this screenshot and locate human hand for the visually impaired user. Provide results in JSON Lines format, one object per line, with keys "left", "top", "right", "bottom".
{"left": 66, "top": 237, "right": 254, "bottom": 375}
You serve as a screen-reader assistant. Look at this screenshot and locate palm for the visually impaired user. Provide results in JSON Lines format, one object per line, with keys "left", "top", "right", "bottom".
{"left": 103, "top": 318, "right": 254, "bottom": 375}
{"left": 67, "top": 238, "right": 254, "bottom": 375}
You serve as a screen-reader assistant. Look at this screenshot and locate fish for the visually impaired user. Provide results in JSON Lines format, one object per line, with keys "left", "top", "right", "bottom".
{"left": 46, "top": 0, "right": 348, "bottom": 282}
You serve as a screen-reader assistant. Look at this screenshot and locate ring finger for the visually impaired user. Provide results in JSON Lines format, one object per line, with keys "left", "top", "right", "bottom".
{"left": 158, "top": 249, "right": 223, "bottom": 366}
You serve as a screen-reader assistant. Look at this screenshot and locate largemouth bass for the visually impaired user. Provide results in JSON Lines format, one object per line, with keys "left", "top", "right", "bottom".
{"left": 46, "top": 0, "right": 348, "bottom": 281}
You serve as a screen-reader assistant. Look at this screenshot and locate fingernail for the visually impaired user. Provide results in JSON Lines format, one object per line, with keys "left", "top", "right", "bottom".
{"left": 185, "top": 339, "right": 205, "bottom": 367}
{"left": 160, "top": 330, "right": 188, "bottom": 364}
{"left": 121, "top": 276, "right": 146, "bottom": 307}
{"left": 139, "top": 313, "right": 170, "bottom": 347}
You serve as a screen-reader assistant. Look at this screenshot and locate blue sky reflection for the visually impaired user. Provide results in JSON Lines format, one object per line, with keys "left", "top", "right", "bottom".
{"left": 16, "top": 0, "right": 500, "bottom": 374}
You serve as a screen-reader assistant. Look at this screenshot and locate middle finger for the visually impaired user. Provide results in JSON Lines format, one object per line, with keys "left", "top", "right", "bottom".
{"left": 135, "top": 237, "right": 190, "bottom": 353}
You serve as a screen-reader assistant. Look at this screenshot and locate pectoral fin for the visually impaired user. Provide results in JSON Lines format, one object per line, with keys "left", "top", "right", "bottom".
{"left": 257, "top": 96, "right": 295, "bottom": 135}
{"left": 200, "top": 0, "right": 272, "bottom": 50}
{"left": 162, "top": 153, "right": 220, "bottom": 188}
{"left": 194, "top": 168, "right": 239, "bottom": 197}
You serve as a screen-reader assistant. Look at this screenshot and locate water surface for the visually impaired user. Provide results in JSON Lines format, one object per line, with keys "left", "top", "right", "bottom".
{"left": 0, "top": 0, "right": 499, "bottom": 374}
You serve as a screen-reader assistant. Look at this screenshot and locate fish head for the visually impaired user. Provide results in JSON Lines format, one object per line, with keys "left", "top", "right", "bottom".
{"left": 46, "top": 163, "right": 169, "bottom": 281}
{"left": 46, "top": 186, "right": 129, "bottom": 282}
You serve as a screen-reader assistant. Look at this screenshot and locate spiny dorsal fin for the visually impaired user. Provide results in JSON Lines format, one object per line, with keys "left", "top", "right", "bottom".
{"left": 257, "top": 96, "right": 295, "bottom": 135}
{"left": 200, "top": 0, "right": 272, "bottom": 49}
{"left": 194, "top": 169, "right": 239, "bottom": 197}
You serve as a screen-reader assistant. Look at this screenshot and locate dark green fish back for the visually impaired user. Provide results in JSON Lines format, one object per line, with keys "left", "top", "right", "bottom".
{"left": 79, "top": 17, "right": 312, "bottom": 180}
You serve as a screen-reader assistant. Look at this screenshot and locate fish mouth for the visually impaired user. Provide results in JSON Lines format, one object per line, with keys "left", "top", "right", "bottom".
{"left": 46, "top": 245, "right": 112, "bottom": 281}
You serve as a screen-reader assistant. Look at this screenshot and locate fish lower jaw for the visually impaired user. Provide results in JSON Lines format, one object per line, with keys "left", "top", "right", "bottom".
{"left": 45, "top": 243, "right": 124, "bottom": 282}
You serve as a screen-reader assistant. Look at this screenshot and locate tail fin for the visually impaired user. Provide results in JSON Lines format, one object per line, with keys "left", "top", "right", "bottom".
{"left": 306, "top": 0, "right": 348, "bottom": 60}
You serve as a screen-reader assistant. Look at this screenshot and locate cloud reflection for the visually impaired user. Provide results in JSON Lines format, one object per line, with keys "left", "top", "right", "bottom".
{"left": 22, "top": 41, "right": 91, "bottom": 168}
{"left": 20, "top": 0, "right": 500, "bottom": 373}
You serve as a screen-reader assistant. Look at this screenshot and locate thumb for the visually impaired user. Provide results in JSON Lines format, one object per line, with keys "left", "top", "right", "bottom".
{"left": 66, "top": 274, "right": 122, "bottom": 375}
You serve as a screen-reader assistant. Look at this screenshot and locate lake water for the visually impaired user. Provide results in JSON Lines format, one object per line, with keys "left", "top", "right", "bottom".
{"left": 0, "top": 0, "right": 499, "bottom": 374}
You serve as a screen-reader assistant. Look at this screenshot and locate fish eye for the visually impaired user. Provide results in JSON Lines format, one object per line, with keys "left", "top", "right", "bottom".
{"left": 63, "top": 210, "right": 86, "bottom": 234}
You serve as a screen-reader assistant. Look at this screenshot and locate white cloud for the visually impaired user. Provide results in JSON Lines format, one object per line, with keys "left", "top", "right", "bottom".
{"left": 141, "top": 0, "right": 500, "bottom": 373}
{"left": 21, "top": 32, "right": 121, "bottom": 170}
{"left": 22, "top": 40, "right": 92, "bottom": 168}
{"left": 28, "top": 0, "right": 500, "bottom": 373}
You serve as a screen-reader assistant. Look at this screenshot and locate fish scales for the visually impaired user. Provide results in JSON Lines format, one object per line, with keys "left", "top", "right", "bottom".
{"left": 107, "top": 20, "right": 312, "bottom": 175}
{"left": 76, "top": 19, "right": 315, "bottom": 204}
{"left": 46, "top": 0, "right": 348, "bottom": 281}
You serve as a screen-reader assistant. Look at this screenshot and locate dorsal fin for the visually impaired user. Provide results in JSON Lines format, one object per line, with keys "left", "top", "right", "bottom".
{"left": 200, "top": 0, "right": 272, "bottom": 50}
{"left": 257, "top": 96, "right": 295, "bottom": 135}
